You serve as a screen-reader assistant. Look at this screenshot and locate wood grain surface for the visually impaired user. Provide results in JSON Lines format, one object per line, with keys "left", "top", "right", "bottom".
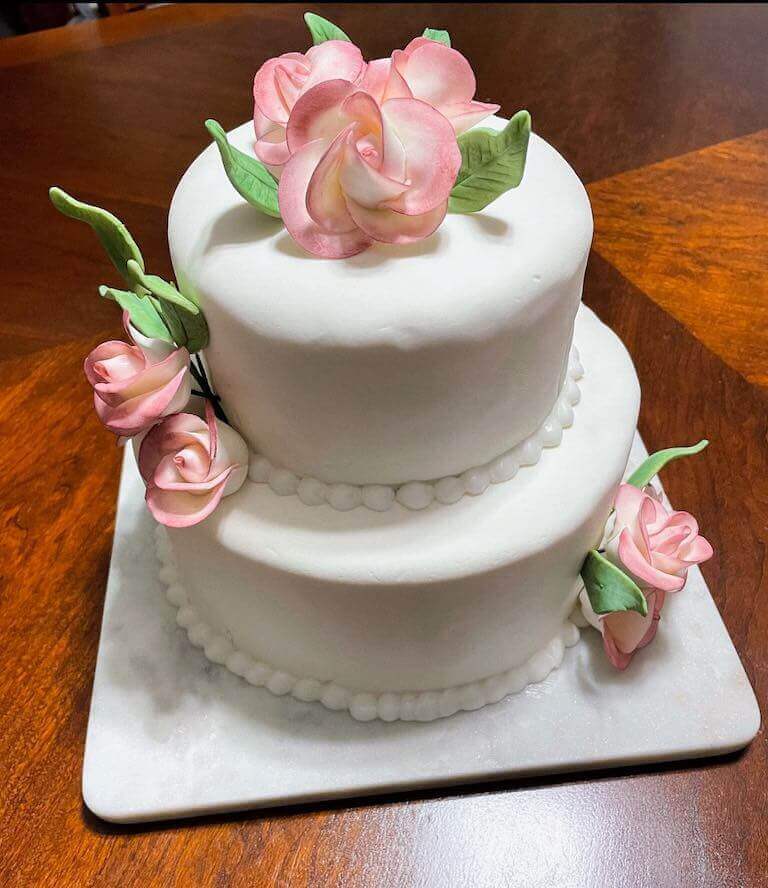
{"left": 1, "top": 4, "right": 766, "bottom": 887}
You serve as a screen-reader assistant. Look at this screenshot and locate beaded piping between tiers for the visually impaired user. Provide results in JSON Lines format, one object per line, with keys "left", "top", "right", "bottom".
{"left": 246, "top": 347, "right": 585, "bottom": 511}
{"left": 155, "top": 526, "right": 581, "bottom": 723}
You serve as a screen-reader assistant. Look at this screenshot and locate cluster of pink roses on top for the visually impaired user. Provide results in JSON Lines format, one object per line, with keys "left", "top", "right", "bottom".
{"left": 580, "top": 483, "right": 713, "bottom": 669}
{"left": 84, "top": 316, "right": 247, "bottom": 527}
{"left": 252, "top": 37, "right": 499, "bottom": 257}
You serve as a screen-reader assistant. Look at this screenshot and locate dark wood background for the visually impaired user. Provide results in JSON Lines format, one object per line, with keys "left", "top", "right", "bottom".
{"left": 1, "top": 4, "right": 766, "bottom": 886}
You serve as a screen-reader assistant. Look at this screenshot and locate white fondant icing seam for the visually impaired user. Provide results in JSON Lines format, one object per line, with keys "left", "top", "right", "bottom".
{"left": 156, "top": 526, "right": 581, "bottom": 723}
{"left": 247, "top": 348, "right": 585, "bottom": 511}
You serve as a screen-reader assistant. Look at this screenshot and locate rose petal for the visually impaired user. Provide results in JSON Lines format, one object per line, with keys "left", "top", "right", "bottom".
{"left": 254, "top": 127, "right": 291, "bottom": 168}
{"left": 95, "top": 365, "right": 191, "bottom": 437}
{"left": 359, "top": 58, "right": 391, "bottom": 104}
{"left": 304, "top": 40, "right": 365, "bottom": 89}
{"left": 395, "top": 40, "right": 477, "bottom": 107}
{"left": 379, "top": 98, "right": 460, "bottom": 215}
{"left": 279, "top": 138, "right": 372, "bottom": 258}
{"left": 306, "top": 127, "right": 361, "bottom": 233}
{"left": 617, "top": 528, "right": 686, "bottom": 592}
{"left": 138, "top": 412, "right": 210, "bottom": 483}
{"left": 613, "top": 483, "right": 647, "bottom": 531}
{"left": 253, "top": 54, "right": 309, "bottom": 124}
{"left": 345, "top": 197, "right": 447, "bottom": 244}
{"left": 145, "top": 481, "right": 229, "bottom": 528}
{"left": 440, "top": 100, "right": 501, "bottom": 135}
{"left": 286, "top": 79, "right": 356, "bottom": 154}
{"left": 339, "top": 131, "right": 409, "bottom": 209}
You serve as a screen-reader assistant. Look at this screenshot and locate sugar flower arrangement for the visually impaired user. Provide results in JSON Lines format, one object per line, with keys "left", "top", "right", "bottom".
{"left": 577, "top": 443, "right": 713, "bottom": 669}
{"left": 48, "top": 188, "right": 249, "bottom": 528}
{"left": 205, "top": 12, "right": 532, "bottom": 258}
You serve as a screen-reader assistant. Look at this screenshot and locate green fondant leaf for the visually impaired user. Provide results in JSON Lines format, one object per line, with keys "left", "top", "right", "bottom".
{"left": 581, "top": 550, "right": 648, "bottom": 617}
{"left": 99, "top": 285, "right": 172, "bottom": 342}
{"left": 205, "top": 119, "right": 282, "bottom": 219}
{"left": 156, "top": 300, "right": 189, "bottom": 349}
{"left": 49, "top": 186, "right": 144, "bottom": 284}
{"left": 126, "top": 260, "right": 199, "bottom": 314}
{"left": 304, "top": 11, "right": 351, "bottom": 44}
{"left": 626, "top": 440, "right": 709, "bottom": 489}
{"left": 125, "top": 260, "right": 209, "bottom": 352}
{"left": 422, "top": 27, "right": 451, "bottom": 46}
{"left": 448, "top": 110, "right": 532, "bottom": 214}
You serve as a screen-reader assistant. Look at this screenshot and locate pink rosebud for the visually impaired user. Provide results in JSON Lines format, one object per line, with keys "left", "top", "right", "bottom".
{"left": 138, "top": 401, "right": 249, "bottom": 528}
{"left": 278, "top": 79, "right": 461, "bottom": 258}
{"left": 84, "top": 317, "right": 191, "bottom": 438}
{"left": 605, "top": 483, "right": 713, "bottom": 594}
{"left": 360, "top": 37, "right": 499, "bottom": 135}
{"left": 253, "top": 40, "right": 365, "bottom": 174}
{"left": 579, "top": 587, "right": 666, "bottom": 670}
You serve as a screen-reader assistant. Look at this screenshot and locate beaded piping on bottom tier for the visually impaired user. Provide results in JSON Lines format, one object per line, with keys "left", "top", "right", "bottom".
{"left": 156, "top": 525, "right": 581, "bottom": 723}
{"left": 246, "top": 347, "right": 585, "bottom": 512}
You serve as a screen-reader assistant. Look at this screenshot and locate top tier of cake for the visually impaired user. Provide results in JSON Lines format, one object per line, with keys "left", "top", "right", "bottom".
{"left": 168, "top": 117, "right": 593, "bottom": 486}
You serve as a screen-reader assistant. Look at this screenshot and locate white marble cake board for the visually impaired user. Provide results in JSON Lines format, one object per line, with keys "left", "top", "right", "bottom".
{"left": 82, "top": 435, "right": 760, "bottom": 823}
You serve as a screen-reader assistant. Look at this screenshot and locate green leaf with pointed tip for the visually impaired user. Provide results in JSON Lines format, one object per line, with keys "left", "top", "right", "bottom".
{"left": 156, "top": 300, "right": 189, "bottom": 349}
{"left": 448, "top": 110, "right": 532, "bottom": 214}
{"left": 422, "top": 27, "right": 451, "bottom": 46}
{"left": 205, "top": 119, "right": 281, "bottom": 219}
{"left": 99, "top": 285, "right": 172, "bottom": 342}
{"left": 49, "top": 186, "right": 144, "bottom": 284}
{"left": 627, "top": 440, "right": 709, "bottom": 489}
{"left": 125, "top": 259, "right": 209, "bottom": 352}
{"left": 581, "top": 550, "right": 648, "bottom": 617}
{"left": 126, "top": 260, "right": 199, "bottom": 314}
{"left": 304, "top": 11, "right": 350, "bottom": 44}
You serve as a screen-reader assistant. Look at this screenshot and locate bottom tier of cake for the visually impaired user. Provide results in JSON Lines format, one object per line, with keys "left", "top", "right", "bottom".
{"left": 157, "top": 306, "right": 640, "bottom": 721}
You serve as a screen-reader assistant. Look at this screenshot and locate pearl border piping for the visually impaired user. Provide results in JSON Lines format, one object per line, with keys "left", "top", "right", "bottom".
{"left": 246, "top": 348, "right": 585, "bottom": 512}
{"left": 156, "top": 525, "right": 581, "bottom": 723}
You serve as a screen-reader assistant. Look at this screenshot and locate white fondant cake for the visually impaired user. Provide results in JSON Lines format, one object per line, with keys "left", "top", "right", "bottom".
{"left": 169, "top": 118, "right": 593, "bottom": 486}
{"left": 159, "top": 119, "right": 641, "bottom": 722}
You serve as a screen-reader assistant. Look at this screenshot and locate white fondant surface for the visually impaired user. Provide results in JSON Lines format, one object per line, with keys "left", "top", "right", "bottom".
{"left": 81, "top": 433, "right": 760, "bottom": 822}
{"left": 162, "top": 306, "right": 639, "bottom": 712}
{"left": 168, "top": 117, "right": 593, "bottom": 484}
{"left": 246, "top": 346, "right": 585, "bottom": 512}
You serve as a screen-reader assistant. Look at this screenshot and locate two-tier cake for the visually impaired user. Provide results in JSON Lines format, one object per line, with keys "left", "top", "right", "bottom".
{"left": 53, "top": 12, "right": 712, "bottom": 723}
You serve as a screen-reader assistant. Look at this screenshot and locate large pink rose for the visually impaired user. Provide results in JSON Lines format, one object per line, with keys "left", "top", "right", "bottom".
{"left": 605, "top": 483, "right": 713, "bottom": 593}
{"left": 360, "top": 37, "right": 499, "bottom": 135}
{"left": 84, "top": 318, "right": 191, "bottom": 438}
{"left": 253, "top": 40, "right": 365, "bottom": 173}
{"left": 138, "top": 401, "right": 249, "bottom": 528}
{"left": 278, "top": 79, "right": 461, "bottom": 258}
{"left": 580, "top": 586, "right": 666, "bottom": 670}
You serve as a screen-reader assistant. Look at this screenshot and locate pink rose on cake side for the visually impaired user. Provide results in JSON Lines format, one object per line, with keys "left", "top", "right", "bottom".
{"left": 360, "top": 37, "right": 499, "bottom": 134}
{"left": 580, "top": 586, "right": 667, "bottom": 671}
{"left": 605, "top": 483, "right": 713, "bottom": 594}
{"left": 278, "top": 79, "right": 461, "bottom": 258}
{"left": 253, "top": 40, "right": 365, "bottom": 173}
{"left": 84, "top": 317, "right": 192, "bottom": 438}
{"left": 580, "top": 483, "right": 713, "bottom": 669}
{"left": 138, "top": 401, "right": 249, "bottom": 527}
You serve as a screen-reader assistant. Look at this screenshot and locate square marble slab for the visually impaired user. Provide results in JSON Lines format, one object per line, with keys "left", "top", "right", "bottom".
{"left": 82, "top": 435, "right": 760, "bottom": 823}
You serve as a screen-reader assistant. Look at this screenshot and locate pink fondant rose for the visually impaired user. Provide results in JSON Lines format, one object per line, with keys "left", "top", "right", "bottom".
{"left": 581, "top": 483, "right": 713, "bottom": 669}
{"left": 360, "top": 37, "right": 499, "bottom": 134}
{"left": 580, "top": 586, "right": 666, "bottom": 671}
{"left": 138, "top": 401, "right": 249, "bottom": 527}
{"left": 605, "top": 483, "right": 713, "bottom": 594}
{"left": 278, "top": 79, "right": 461, "bottom": 258}
{"left": 84, "top": 318, "right": 191, "bottom": 437}
{"left": 253, "top": 40, "right": 365, "bottom": 173}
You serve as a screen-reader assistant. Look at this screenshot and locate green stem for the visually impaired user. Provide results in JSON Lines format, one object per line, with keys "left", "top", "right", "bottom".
{"left": 189, "top": 354, "right": 228, "bottom": 423}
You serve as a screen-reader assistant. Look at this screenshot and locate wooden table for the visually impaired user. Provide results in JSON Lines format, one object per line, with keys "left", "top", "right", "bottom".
{"left": 1, "top": 4, "right": 766, "bottom": 885}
